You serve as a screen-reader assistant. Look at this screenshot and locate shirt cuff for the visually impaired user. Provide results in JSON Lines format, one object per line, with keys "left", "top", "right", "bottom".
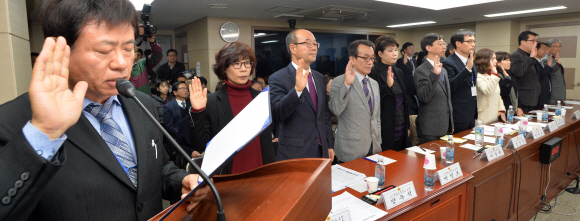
{"left": 296, "top": 90, "right": 302, "bottom": 97}
{"left": 191, "top": 107, "right": 206, "bottom": 113}
{"left": 22, "top": 121, "right": 67, "bottom": 161}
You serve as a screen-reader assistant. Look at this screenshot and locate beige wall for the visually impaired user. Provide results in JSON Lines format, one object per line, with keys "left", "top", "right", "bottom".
{"left": 0, "top": 0, "right": 32, "bottom": 104}
{"left": 409, "top": 23, "right": 476, "bottom": 51}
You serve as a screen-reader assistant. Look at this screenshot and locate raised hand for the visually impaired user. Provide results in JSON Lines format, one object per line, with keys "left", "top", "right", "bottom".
{"left": 188, "top": 77, "right": 208, "bottom": 110}
{"left": 466, "top": 49, "right": 474, "bottom": 70}
{"left": 547, "top": 55, "right": 553, "bottom": 67}
{"left": 555, "top": 52, "right": 561, "bottom": 64}
{"left": 403, "top": 52, "right": 408, "bottom": 65}
{"left": 500, "top": 66, "right": 509, "bottom": 77}
{"left": 490, "top": 60, "right": 498, "bottom": 74}
{"left": 530, "top": 42, "right": 538, "bottom": 58}
{"left": 387, "top": 66, "right": 394, "bottom": 87}
{"left": 499, "top": 112, "right": 506, "bottom": 122}
{"left": 433, "top": 55, "right": 442, "bottom": 75}
{"left": 344, "top": 60, "right": 355, "bottom": 86}
{"left": 517, "top": 108, "right": 524, "bottom": 117}
{"left": 295, "top": 58, "right": 309, "bottom": 92}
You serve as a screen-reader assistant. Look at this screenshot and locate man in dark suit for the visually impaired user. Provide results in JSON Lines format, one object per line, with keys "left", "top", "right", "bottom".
{"left": 269, "top": 29, "right": 334, "bottom": 161}
{"left": 164, "top": 81, "right": 196, "bottom": 168}
{"left": 414, "top": 33, "right": 454, "bottom": 144}
{"left": 534, "top": 42, "right": 553, "bottom": 108}
{"left": 395, "top": 42, "right": 418, "bottom": 115}
{"left": 442, "top": 29, "right": 477, "bottom": 133}
{"left": 511, "top": 31, "right": 540, "bottom": 112}
{"left": 0, "top": 1, "right": 206, "bottom": 220}
{"left": 157, "top": 49, "right": 186, "bottom": 83}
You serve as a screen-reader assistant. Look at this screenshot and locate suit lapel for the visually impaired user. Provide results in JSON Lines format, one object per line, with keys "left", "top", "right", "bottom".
{"left": 352, "top": 78, "right": 371, "bottom": 114}
{"left": 314, "top": 72, "right": 325, "bottom": 119}
{"left": 216, "top": 86, "right": 234, "bottom": 122}
{"left": 66, "top": 113, "right": 136, "bottom": 190}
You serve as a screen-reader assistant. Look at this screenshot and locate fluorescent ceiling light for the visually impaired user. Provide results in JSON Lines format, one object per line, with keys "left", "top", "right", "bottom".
{"left": 261, "top": 40, "right": 279, "bottom": 44}
{"left": 254, "top": 33, "right": 278, "bottom": 38}
{"left": 484, "top": 6, "right": 567, "bottom": 17}
{"left": 129, "top": 0, "right": 154, "bottom": 10}
{"left": 387, "top": 21, "right": 436, "bottom": 28}
{"left": 375, "top": 0, "right": 502, "bottom": 10}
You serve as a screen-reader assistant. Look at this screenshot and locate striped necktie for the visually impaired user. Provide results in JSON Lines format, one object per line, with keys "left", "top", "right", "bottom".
{"left": 362, "top": 78, "right": 373, "bottom": 113}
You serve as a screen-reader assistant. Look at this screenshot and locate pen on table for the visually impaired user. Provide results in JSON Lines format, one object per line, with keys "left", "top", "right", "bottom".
{"left": 419, "top": 146, "right": 427, "bottom": 152}
{"left": 374, "top": 185, "right": 395, "bottom": 195}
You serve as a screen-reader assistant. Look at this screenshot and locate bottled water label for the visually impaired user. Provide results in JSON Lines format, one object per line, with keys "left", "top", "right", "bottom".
{"left": 507, "top": 114, "right": 513, "bottom": 123}
{"left": 475, "top": 127, "right": 483, "bottom": 135}
{"left": 555, "top": 109, "right": 562, "bottom": 116}
{"left": 495, "top": 137, "right": 504, "bottom": 147}
{"left": 542, "top": 113, "right": 548, "bottom": 121}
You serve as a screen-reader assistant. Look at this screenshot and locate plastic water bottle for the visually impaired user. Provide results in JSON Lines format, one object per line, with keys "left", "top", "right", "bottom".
{"left": 542, "top": 104, "right": 549, "bottom": 123}
{"left": 507, "top": 105, "right": 514, "bottom": 124}
{"left": 445, "top": 134, "right": 455, "bottom": 164}
{"left": 494, "top": 124, "right": 504, "bottom": 147}
{"left": 475, "top": 120, "right": 484, "bottom": 148}
{"left": 375, "top": 156, "right": 385, "bottom": 189}
{"left": 495, "top": 134, "right": 504, "bottom": 147}
{"left": 555, "top": 101, "right": 562, "bottom": 116}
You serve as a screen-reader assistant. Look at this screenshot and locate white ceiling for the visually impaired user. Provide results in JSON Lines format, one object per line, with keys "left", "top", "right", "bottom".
{"left": 146, "top": 0, "right": 580, "bottom": 30}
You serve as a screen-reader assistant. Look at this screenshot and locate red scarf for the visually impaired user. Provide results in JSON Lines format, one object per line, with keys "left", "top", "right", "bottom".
{"left": 487, "top": 69, "right": 499, "bottom": 78}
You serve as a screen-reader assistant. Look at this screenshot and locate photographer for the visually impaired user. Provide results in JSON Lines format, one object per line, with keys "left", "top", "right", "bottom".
{"left": 131, "top": 28, "right": 162, "bottom": 95}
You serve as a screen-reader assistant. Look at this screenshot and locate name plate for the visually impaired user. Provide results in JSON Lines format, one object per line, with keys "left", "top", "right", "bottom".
{"left": 507, "top": 134, "right": 527, "bottom": 149}
{"left": 379, "top": 181, "right": 418, "bottom": 210}
{"left": 573, "top": 110, "right": 580, "bottom": 119}
{"left": 546, "top": 121, "right": 558, "bottom": 132}
{"left": 330, "top": 209, "right": 352, "bottom": 221}
{"left": 556, "top": 117, "right": 565, "bottom": 127}
{"left": 437, "top": 162, "right": 463, "bottom": 186}
{"left": 480, "top": 145, "right": 505, "bottom": 161}
{"left": 531, "top": 126, "right": 546, "bottom": 140}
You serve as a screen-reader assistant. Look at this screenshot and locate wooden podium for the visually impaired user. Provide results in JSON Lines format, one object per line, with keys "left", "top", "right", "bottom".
{"left": 149, "top": 158, "right": 332, "bottom": 221}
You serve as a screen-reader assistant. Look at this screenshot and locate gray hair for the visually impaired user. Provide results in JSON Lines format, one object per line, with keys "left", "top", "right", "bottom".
{"left": 545, "top": 38, "right": 562, "bottom": 47}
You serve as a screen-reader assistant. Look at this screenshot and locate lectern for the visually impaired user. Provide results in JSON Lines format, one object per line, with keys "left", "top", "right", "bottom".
{"left": 149, "top": 159, "right": 332, "bottom": 221}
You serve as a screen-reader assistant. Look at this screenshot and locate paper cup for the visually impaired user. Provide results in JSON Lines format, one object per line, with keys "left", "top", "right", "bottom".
{"left": 439, "top": 147, "right": 446, "bottom": 159}
{"left": 423, "top": 153, "right": 437, "bottom": 170}
{"left": 366, "top": 177, "right": 379, "bottom": 193}
{"left": 561, "top": 109, "right": 567, "bottom": 116}
{"left": 536, "top": 113, "right": 542, "bottom": 121}
{"left": 494, "top": 124, "right": 503, "bottom": 137}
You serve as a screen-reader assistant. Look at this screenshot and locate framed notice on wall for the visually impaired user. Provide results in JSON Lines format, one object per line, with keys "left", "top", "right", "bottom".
{"left": 183, "top": 53, "right": 188, "bottom": 64}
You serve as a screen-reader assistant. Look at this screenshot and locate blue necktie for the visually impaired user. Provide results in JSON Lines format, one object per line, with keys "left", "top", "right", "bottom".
{"left": 362, "top": 78, "right": 373, "bottom": 113}
{"left": 85, "top": 102, "right": 138, "bottom": 187}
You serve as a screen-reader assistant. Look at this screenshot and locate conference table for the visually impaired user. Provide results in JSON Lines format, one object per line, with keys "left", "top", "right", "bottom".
{"left": 335, "top": 101, "right": 580, "bottom": 221}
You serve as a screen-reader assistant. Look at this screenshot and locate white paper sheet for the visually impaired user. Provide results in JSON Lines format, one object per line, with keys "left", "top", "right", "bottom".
{"left": 332, "top": 165, "right": 367, "bottom": 192}
{"left": 459, "top": 143, "right": 481, "bottom": 151}
{"left": 331, "top": 192, "right": 388, "bottom": 221}
{"left": 200, "top": 87, "right": 272, "bottom": 181}
{"left": 463, "top": 134, "right": 495, "bottom": 143}
{"left": 364, "top": 154, "right": 397, "bottom": 165}
{"left": 564, "top": 101, "right": 580, "bottom": 105}
{"left": 406, "top": 146, "right": 435, "bottom": 154}
{"left": 547, "top": 105, "right": 573, "bottom": 109}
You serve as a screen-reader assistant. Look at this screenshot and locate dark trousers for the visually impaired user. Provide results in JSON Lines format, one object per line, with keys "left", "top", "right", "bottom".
{"left": 419, "top": 135, "right": 441, "bottom": 145}
{"left": 520, "top": 105, "right": 535, "bottom": 112}
{"left": 454, "top": 120, "right": 475, "bottom": 134}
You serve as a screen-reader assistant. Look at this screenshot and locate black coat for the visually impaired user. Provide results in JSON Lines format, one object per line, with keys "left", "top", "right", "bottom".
{"left": 157, "top": 62, "right": 186, "bottom": 82}
{"left": 535, "top": 59, "right": 553, "bottom": 107}
{"left": 510, "top": 48, "right": 540, "bottom": 107}
{"left": 498, "top": 70, "right": 518, "bottom": 111}
{"left": 369, "top": 62, "right": 410, "bottom": 151}
{"left": 189, "top": 85, "right": 276, "bottom": 174}
{"left": 442, "top": 53, "right": 478, "bottom": 132}
{"left": 395, "top": 57, "right": 418, "bottom": 114}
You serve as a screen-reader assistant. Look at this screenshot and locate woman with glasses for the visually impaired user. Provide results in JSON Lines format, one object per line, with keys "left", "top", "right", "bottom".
{"left": 475, "top": 48, "right": 506, "bottom": 124}
{"left": 369, "top": 35, "right": 410, "bottom": 151}
{"left": 188, "top": 42, "right": 276, "bottom": 174}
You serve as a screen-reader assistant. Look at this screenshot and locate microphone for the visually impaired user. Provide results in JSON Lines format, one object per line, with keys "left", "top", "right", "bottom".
{"left": 116, "top": 79, "right": 226, "bottom": 221}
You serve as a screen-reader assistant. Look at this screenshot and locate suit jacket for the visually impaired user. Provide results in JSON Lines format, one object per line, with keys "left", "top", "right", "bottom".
{"left": 157, "top": 62, "right": 186, "bottom": 83}
{"left": 163, "top": 99, "right": 193, "bottom": 154}
{"left": 542, "top": 56, "right": 566, "bottom": 102}
{"left": 395, "top": 57, "right": 418, "bottom": 114}
{"left": 442, "top": 53, "right": 477, "bottom": 132}
{"left": 0, "top": 93, "right": 188, "bottom": 221}
{"left": 510, "top": 48, "right": 540, "bottom": 107}
{"left": 535, "top": 59, "right": 553, "bottom": 107}
{"left": 476, "top": 72, "right": 505, "bottom": 124}
{"left": 329, "top": 73, "right": 381, "bottom": 162}
{"left": 269, "top": 63, "right": 334, "bottom": 160}
{"left": 369, "top": 62, "right": 410, "bottom": 151}
{"left": 189, "top": 85, "right": 276, "bottom": 174}
{"left": 414, "top": 60, "right": 454, "bottom": 137}
{"left": 498, "top": 70, "right": 518, "bottom": 111}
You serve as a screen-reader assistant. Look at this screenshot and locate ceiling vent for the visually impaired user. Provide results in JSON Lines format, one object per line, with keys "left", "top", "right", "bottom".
{"left": 300, "top": 5, "right": 373, "bottom": 22}
{"left": 264, "top": 6, "right": 302, "bottom": 13}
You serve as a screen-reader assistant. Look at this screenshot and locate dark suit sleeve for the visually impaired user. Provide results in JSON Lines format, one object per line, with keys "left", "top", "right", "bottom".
{"left": 176, "top": 63, "right": 186, "bottom": 74}
{"left": 510, "top": 52, "right": 536, "bottom": 78}
{"left": 269, "top": 72, "right": 303, "bottom": 122}
{"left": 539, "top": 65, "right": 553, "bottom": 80}
{"left": 157, "top": 64, "right": 168, "bottom": 81}
{"left": 189, "top": 109, "right": 211, "bottom": 153}
{"left": 442, "top": 59, "right": 473, "bottom": 93}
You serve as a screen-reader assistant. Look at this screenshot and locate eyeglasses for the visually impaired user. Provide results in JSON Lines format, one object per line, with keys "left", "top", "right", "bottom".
{"left": 294, "top": 42, "right": 321, "bottom": 48}
{"left": 464, "top": 40, "right": 477, "bottom": 44}
{"left": 167, "top": 54, "right": 177, "bottom": 57}
{"left": 550, "top": 45, "right": 562, "bottom": 48}
{"left": 436, "top": 41, "right": 446, "bottom": 46}
{"left": 355, "top": 55, "right": 376, "bottom": 62}
{"left": 232, "top": 61, "right": 254, "bottom": 69}
{"left": 178, "top": 87, "right": 188, "bottom": 91}
{"left": 525, "top": 39, "right": 538, "bottom": 43}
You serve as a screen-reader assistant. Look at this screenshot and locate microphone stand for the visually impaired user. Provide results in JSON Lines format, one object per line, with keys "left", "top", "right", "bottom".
{"left": 116, "top": 80, "right": 226, "bottom": 221}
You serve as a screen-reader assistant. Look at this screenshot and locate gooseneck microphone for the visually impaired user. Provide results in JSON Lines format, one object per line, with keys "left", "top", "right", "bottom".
{"left": 116, "top": 79, "right": 226, "bottom": 221}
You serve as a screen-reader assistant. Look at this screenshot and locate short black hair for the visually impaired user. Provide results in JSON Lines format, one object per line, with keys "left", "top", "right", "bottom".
{"left": 374, "top": 35, "right": 399, "bottom": 58}
{"left": 136, "top": 49, "right": 143, "bottom": 55}
{"left": 420, "top": 33, "right": 444, "bottom": 54}
{"left": 166, "top": 49, "right": 178, "bottom": 56}
{"left": 495, "top": 51, "right": 511, "bottom": 62}
{"left": 40, "top": 0, "right": 138, "bottom": 48}
{"left": 517, "top": 31, "right": 539, "bottom": 46}
{"left": 153, "top": 79, "right": 169, "bottom": 96}
{"left": 171, "top": 81, "right": 186, "bottom": 94}
{"left": 536, "top": 41, "right": 548, "bottom": 49}
{"left": 400, "top": 42, "right": 413, "bottom": 54}
{"left": 198, "top": 76, "right": 207, "bottom": 86}
{"left": 144, "top": 49, "right": 152, "bottom": 56}
{"left": 176, "top": 74, "right": 186, "bottom": 80}
{"left": 348, "top": 40, "right": 375, "bottom": 58}
{"left": 450, "top": 29, "right": 475, "bottom": 49}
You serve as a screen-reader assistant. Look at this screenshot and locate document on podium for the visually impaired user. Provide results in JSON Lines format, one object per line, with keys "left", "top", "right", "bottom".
{"left": 199, "top": 87, "right": 272, "bottom": 181}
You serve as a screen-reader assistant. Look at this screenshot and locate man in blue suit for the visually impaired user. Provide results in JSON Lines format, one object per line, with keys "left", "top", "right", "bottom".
{"left": 269, "top": 29, "right": 335, "bottom": 161}
{"left": 442, "top": 29, "right": 478, "bottom": 133}
{"left": 164, "top": 81, "right": 196, "bottom": 167}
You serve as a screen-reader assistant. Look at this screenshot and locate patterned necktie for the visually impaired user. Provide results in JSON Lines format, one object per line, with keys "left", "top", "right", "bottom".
{"left": 85, "top": 102, "right": 138, "bottom": 187}
{"left": 362, "top": 78, "right": 373, "bottom": 113}
{"left": 180, "top": 101, "right": 186, "bottom": 109}
{"left": 307, "top": 72, "right": 318, "bottom": 113}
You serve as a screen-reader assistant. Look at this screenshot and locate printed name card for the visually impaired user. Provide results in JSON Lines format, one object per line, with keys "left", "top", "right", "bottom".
{"left": 379, "top": 181, "right": 418, "bottom": 210}
{"left": 531, "top": 126, "right": 546, "bottom": 140}
{"left": 546, "top": 121, "right": 558, "bottom": 132}
{"left": 480, "top": 145, "right": 505, "bottom": 161}
{"left": 555, "top": 117, "right": 565, "bottom": 127}
{"left": 437, "top": 163, "right": 463, "bottom": 186}
{"left": 507, "top": 134, "right": 527, "bottom": 149}
{"left": 573, "top": 110, "right": 580, "bottom": 119}
{"left": 330, "top": 209, "right": 351, "bottom": 221}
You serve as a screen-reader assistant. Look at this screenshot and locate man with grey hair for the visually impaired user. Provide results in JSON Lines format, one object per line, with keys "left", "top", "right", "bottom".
{"left": 542, "top": 38, "right": 566, "bottom": 103}
{"left": 268, "top": 29, "right": 335, "bottom": 161}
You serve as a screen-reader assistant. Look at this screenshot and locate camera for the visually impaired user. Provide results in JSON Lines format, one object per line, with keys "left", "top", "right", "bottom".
{"left": 140, "top": 4, "right": 157, "bottom": 38}
{"left": 288, "top": 19, "right": 296, "bottom": 29}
